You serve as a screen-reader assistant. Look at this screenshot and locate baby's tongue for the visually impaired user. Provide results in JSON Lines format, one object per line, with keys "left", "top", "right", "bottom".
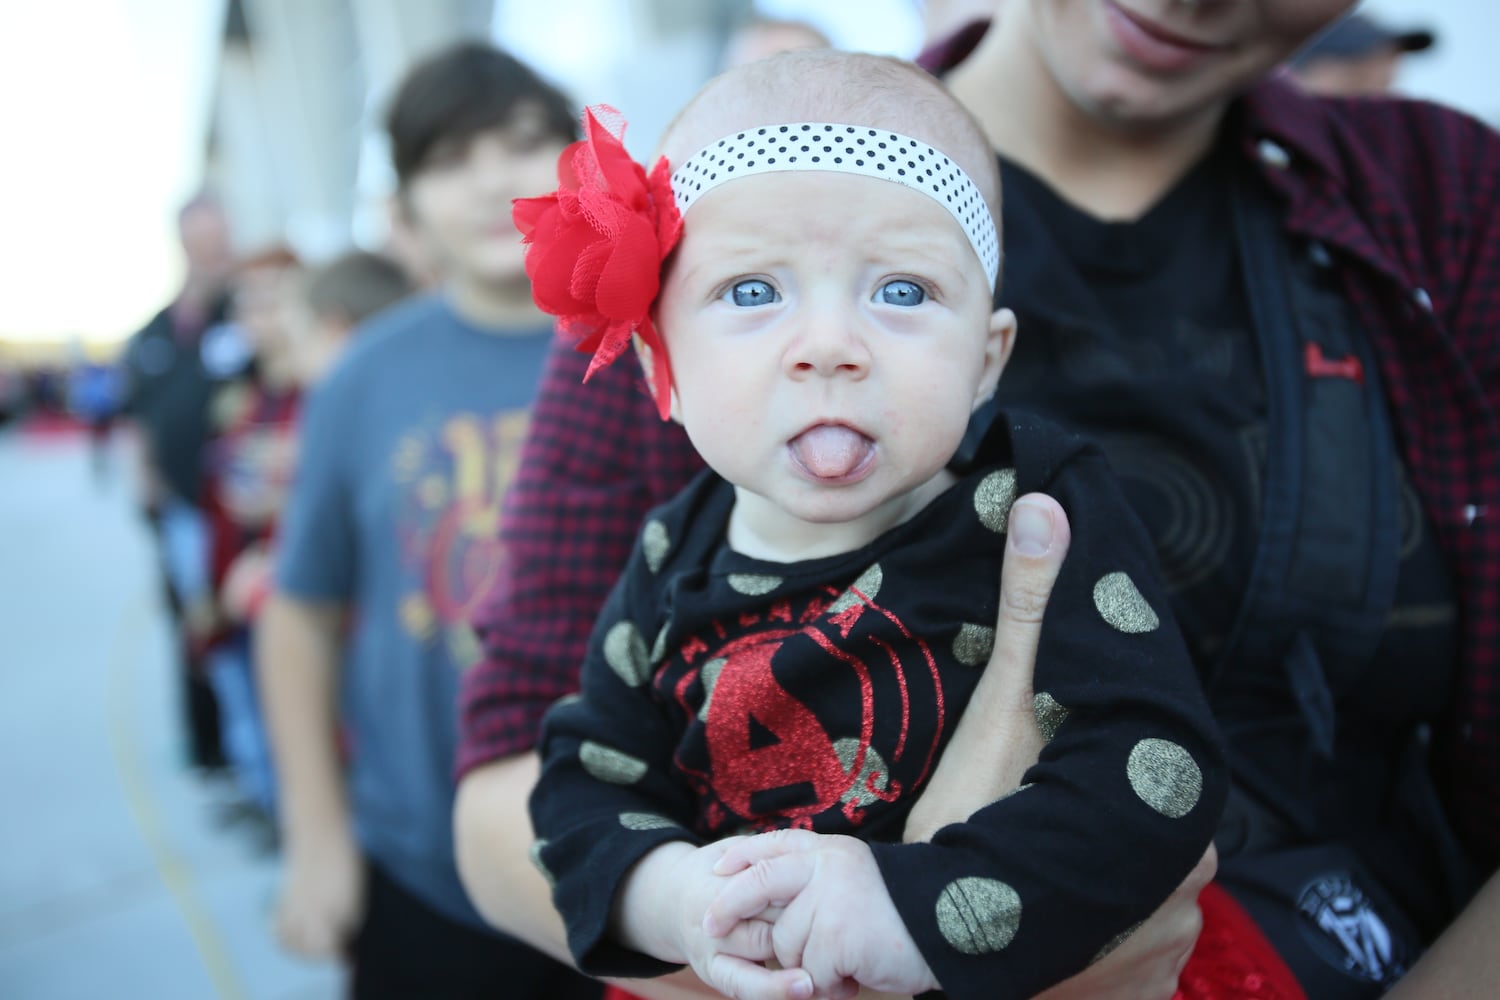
{"left": 790, "top": 425, "right": 873, "bottom": 479}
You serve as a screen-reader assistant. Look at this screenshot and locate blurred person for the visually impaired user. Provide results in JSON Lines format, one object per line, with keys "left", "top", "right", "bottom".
{"left": 285, "top": 249, "right": 416, "bottom": 387}
{"left": 1286, "top": 12, "right": 1433, "bottom": 98}
{"left": 456, "top": 1, "right": 1500, "bottom": 999}
{"left": 120, "top": 191, "right": 244, "bottom": 774}
{"left": 256, "top": 41, "right": 601, "bottom": 999}
{"left": 720, "top": 13, "right": 830, "bottom": 70}
{"left": 219, "top": 249, "right": 417, "bottom": 631}
{"left": 0, "top": 360, "right": 22, "bottom": 425}
{"left": 200, "top": 246, "right": 306, "bottom": 837}
{"left": 382, "top": 197, "right": 443, "bottom": 291}
{"left": 68, "top": 354, "right": 125, "bottom": 485}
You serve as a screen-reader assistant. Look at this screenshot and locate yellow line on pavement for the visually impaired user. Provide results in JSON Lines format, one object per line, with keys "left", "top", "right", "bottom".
{"left": 107, "top": 589, "right": 250, "bottom": 1000}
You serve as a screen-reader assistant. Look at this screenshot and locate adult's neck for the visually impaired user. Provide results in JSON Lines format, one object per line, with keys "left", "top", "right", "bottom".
{"left": 447, "top": 273, "right": 550, "bottom": 333}
{"left": 947, "top": 15, "right": 1229, "bottom": 221}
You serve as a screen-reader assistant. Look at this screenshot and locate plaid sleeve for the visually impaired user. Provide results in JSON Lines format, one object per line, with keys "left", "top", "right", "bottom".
{"left": 456, "top": 340, "right": 702, "bottom": 776}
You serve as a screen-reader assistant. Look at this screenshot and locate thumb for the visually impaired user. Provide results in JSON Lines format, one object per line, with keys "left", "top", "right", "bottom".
{"left": 1000, "top": 493, "right": 1070, "bottom": 629}
{"left": 983, "top": 493, "right": 1070, "bottom": 785}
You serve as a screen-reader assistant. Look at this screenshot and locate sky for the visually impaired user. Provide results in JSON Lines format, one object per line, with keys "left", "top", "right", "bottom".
{"left": 0, "top": 0, "right": 224, "bottom": 351}
{"left": 1, "top": 0, "right": 1494, "bottom": 353}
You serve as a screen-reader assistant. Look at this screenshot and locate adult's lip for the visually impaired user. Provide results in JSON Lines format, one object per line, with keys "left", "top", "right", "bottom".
{"left": 1103, "top": 1, "right": 1227, "bottom": 74}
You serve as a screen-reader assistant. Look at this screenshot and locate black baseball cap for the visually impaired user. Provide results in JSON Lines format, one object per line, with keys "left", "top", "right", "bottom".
{"left": 1293, "top": 13, "right": 1434, "bottom": 66}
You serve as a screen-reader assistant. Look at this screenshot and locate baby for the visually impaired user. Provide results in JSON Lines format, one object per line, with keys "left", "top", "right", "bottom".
{"left": 522, "top": 49, "right": 1225, "bottom": 1000}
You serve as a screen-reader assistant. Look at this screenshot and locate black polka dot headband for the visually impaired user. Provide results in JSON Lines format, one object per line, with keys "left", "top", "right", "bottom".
{"left": 669, "top": 123, "right": 1000, "bottom": 289}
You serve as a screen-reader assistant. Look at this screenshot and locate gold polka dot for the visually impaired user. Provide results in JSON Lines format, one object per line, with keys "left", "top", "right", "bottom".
{"left": 974, "top": 468, "right": 1018, "bottom": 533}
{"left": 698, "top": 657, "right": 726, "bottom": 721}
{"left": 1091, "top": 922, "right": 1142, "bottom": 964}
{"left": 936, "top": 877, "right": 1022, "bottom": 954}
{"left": 603, "top": 620, "right": 650, "bottom": 687}
{"left": 834, "top": 738, "right": 890, "bottom": 807}
{"left": 1127, "top": 738, "right": 1202, "bottom": 819}
{"left": 1093, "top": 572, "right": 1160, "bottom": 633}
{"left": 1033, "top": 691, "right": 1069, "bottom": 742}
{"left": 528, "top": 839, "right": 555, "bottom": 887}
{"left": 829, "top": 563, "right": 883, "bottom": 613}
{"left": 620, "top": 812, "right": 679, "bottom": 831}
{"left": 728, "top": 573, "right": 783, "bottom": 596}
{"left": 642, "top": 519, "right": 671, "bottom": 574}
{"left": 953, "top": 623, "right": 995, "bottom": 666}
{"left": 579, "top": 741, "right": 648, "bottom": 785}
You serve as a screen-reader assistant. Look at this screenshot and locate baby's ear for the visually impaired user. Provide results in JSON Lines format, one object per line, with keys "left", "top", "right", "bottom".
{"left": 975, "top": 307, "right": 1017, "bottom": 410}
{"left": 632, "top": 333, "right": 682, "bottom": 423}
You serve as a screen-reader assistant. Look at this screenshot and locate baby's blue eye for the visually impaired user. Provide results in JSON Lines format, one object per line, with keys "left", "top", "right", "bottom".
{"left": 879, "top": 280, "right": 926, "bottom": 306}
{"left": 726, "top": 279, "right": 780, "bottom": 307}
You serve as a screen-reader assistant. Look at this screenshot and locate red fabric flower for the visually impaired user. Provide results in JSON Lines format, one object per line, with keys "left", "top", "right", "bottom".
{"left": 513, "top": 105, "right": 683, "bottom": 420}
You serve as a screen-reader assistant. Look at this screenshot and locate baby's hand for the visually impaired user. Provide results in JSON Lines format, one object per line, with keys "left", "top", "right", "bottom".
{"left": 620, "top": 839, "right": 816, "bottom": 1000}
{"left": 707, "top": 830, "right": 939, "bottom": 998}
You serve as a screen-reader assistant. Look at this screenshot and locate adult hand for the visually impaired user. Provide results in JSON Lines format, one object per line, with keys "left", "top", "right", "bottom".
{"left": 274, "top": 828, "right": 365, "bottom": 960}
{"left": 898, "top": 493, "right": 1212, "bottom": 999}
{"left": 1035, "top": 844, "right": 1216, "bottom": 1000}
{"left": 903, "top": 493, "right": 1069, "bottom": 841}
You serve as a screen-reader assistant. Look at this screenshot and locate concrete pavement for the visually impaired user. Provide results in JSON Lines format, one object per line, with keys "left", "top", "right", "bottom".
{"left": 0, "top": 423, "right": 340, "bottom": 1000}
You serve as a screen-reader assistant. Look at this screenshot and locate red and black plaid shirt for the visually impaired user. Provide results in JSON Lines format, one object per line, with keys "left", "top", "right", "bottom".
{"left": 458, "top": 76, "right": 1500, "bottom": 866}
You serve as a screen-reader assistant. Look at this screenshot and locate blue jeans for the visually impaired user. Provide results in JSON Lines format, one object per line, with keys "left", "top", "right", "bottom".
{"left": 204, "top": 630, "right": 277, "bottom": 816}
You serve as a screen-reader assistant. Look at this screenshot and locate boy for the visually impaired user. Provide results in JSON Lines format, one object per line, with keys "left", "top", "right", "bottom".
{"left": 523, "top": 51, "right": 1231, "bottom": 1000}
{"left": 257, "top": 42, "right": 599, "bottom": 998}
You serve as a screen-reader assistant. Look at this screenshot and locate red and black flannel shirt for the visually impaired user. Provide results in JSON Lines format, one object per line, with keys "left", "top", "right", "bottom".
{"left": 457, "top": 77, "right": 1500, "bottom": 866}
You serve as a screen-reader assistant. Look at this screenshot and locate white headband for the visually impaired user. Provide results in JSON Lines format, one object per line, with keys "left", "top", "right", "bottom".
{"left": 669, "top": 123, "right": 1000, "bottom": 289}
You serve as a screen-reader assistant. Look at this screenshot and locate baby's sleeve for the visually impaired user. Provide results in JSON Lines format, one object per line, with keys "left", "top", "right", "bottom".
{"left": 869, "top": 430, "right": 1228, "bottom": 1000}
{"left": 527, "top": 534, "right": 703, "bottom": 979}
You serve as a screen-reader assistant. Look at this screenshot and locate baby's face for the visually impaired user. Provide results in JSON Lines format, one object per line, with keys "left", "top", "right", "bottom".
{"left": 657, "top": 170, "right": 1011, "bottom": 556}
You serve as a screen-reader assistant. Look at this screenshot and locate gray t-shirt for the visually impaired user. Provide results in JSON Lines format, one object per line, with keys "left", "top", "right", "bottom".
{"left": 276, "top": 293, "right": 552, "bottom": 927}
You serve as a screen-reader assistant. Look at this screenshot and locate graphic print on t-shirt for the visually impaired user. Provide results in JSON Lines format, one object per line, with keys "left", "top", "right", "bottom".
{"left": 390, "top": 409, "right": 529, "bottom": 667}
{"left": 662, "top": 564, "right": 951, "bottom": 837}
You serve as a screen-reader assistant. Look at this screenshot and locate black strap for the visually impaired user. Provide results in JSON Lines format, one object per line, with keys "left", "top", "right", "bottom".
{"left": 1211, "top": 175, "right": 1401, "bottom": 751}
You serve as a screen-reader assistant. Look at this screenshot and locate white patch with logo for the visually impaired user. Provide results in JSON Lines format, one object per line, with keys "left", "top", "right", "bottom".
{"left": 1295, "top": 872, "right": 1406, "bottom": 986}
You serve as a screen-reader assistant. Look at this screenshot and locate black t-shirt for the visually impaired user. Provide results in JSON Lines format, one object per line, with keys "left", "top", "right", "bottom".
{"left": 994, "top": 148, "right": 1263, "bottom": 666}
{"left": 985, "top": 145, "right": 1466, "bottom": 986}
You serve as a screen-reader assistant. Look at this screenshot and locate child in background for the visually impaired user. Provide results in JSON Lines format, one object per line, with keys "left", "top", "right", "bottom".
{"left": 200, "top": 246, "right": 306, "bottom": 828}
{"left": 523, "top": 50, "right": 1275, "bottom": 1000}
{"left": 218, "top": 249, "right": 415, "bottom": 628}
{"left": 284, "top": 250, "right": 417, "bottom": 388}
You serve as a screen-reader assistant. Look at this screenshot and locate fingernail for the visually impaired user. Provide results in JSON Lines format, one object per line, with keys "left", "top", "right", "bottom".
{"left": 1009, "top": 499, "right": 1052, "bottom": 556}
{"left": 790, "top": 974, "right": 813, "bottom": 1000}
{"left": 702, "top": 913, "right": 722, "bottom": 937}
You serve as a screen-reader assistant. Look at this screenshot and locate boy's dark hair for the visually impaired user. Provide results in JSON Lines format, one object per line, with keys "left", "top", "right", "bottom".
{"left": 386, "top": 40, "right": 577, "bottom": 188}
{"left": 306, "top": 251, "right": 415, "bottom": 326}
